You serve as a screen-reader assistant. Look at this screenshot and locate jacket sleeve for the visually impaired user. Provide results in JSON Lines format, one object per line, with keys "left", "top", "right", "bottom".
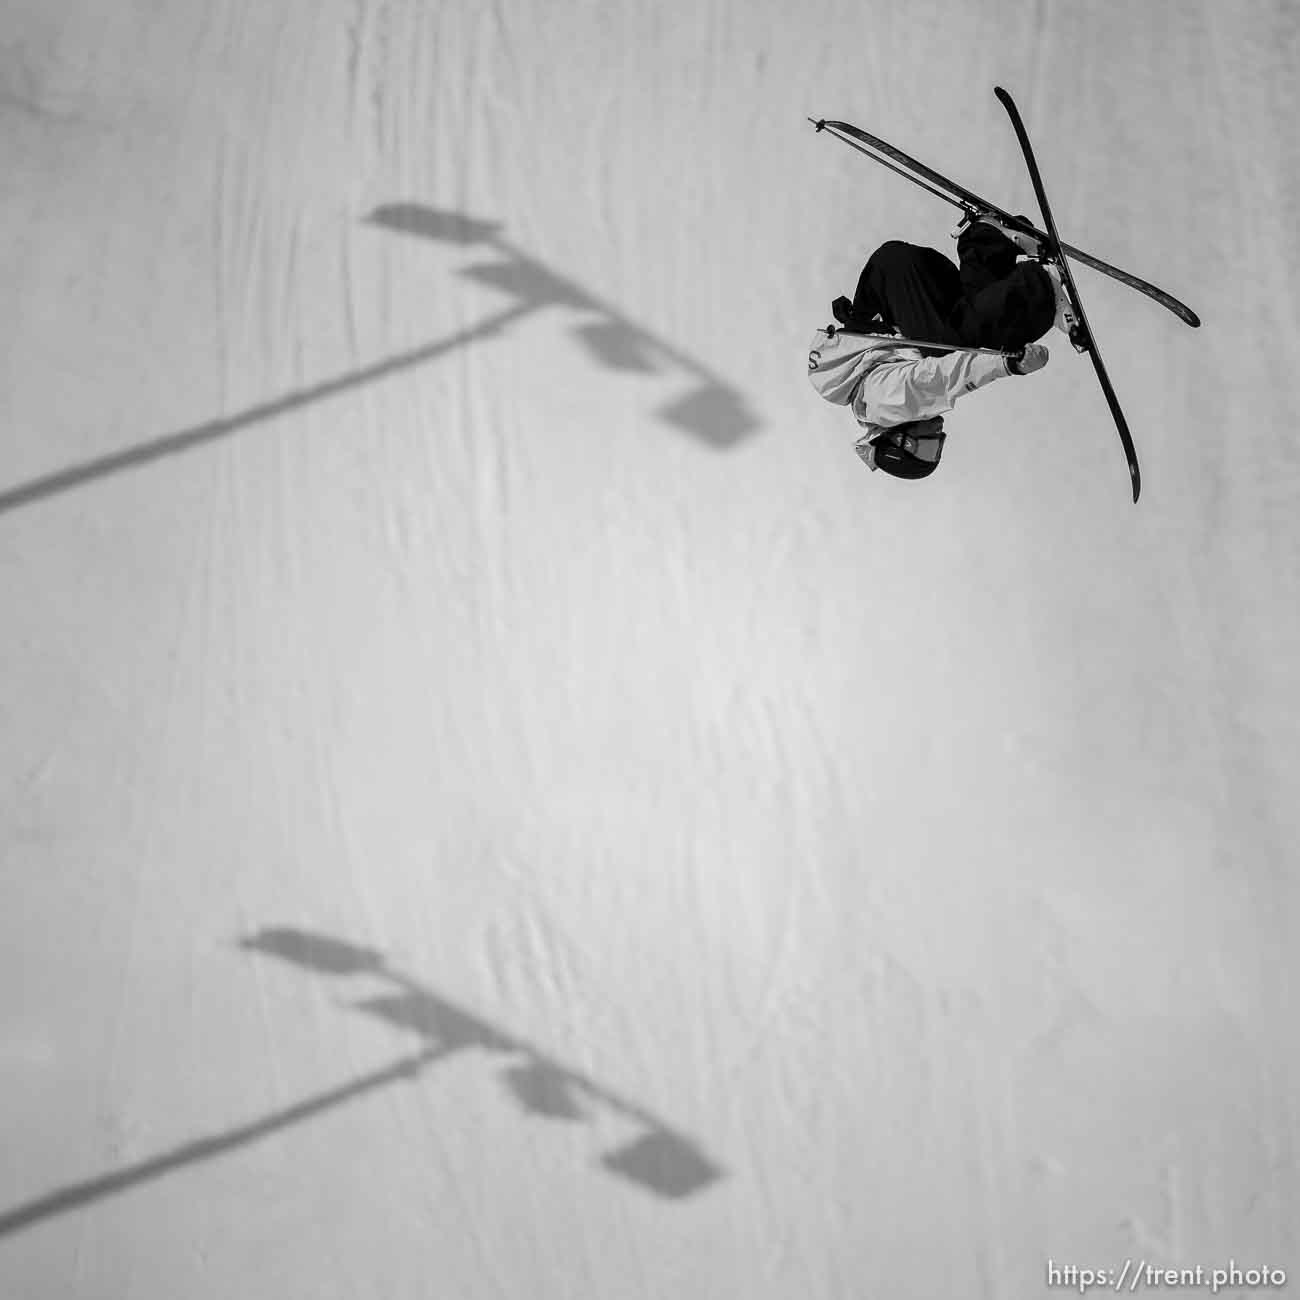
{"left": 855, "top": 350, "right": 1012, "bottom": 426}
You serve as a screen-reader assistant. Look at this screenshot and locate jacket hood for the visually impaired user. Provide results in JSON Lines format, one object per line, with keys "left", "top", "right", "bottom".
{"left": 807, "top": 327, "right": 914, "bottom": 406}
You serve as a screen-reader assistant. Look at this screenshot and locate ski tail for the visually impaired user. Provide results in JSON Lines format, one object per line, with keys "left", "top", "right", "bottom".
{"left": 810, "top": 118, "right": 975, "bottom": 214}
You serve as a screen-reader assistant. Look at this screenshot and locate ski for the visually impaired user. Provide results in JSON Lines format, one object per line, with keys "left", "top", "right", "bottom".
{"left": 809, "top": 117, "right": 1200, "bottom": 331}
{"left": 992, "top": 86, "right": 1141, "bottom": 503}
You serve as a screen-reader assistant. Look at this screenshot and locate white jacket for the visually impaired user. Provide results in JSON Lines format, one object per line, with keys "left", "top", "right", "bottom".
{"left": 807, "top": 328, "right": 1012, "bottom": 430}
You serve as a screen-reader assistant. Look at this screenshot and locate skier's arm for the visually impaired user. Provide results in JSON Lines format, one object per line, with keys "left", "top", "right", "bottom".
{"left": 855, "top": 349, "right": 1014, "bottom": 425}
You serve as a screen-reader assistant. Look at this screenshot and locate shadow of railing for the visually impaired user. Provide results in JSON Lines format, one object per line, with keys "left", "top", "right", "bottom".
{"left": 0, "top": 207, "right": 759, "bottom": 516}
{"left": 0, "top": 927, "right": 724, "bottom": 1240}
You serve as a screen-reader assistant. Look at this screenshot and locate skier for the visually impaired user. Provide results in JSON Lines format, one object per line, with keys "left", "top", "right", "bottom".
{"left": 808, "top": 216, "right": 1068, "bottom": 478}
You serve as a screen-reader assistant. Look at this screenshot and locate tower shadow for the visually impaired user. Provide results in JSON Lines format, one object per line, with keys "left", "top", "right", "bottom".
{"left": 242, "top": 928, "right": 725, "bottom": 1199}
{"left": 367, "top": 204, "right": 760, "bottom": 449}
{"left": 0, "top": 207, "right": 759, "bottom": 516}
{"left": 0, "top": 927, "right": 724, "bottom": 1241}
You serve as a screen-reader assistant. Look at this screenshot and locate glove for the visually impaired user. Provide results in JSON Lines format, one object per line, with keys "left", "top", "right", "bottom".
{"left": 1008, "top": 342, "right": 1049, "bottom": 376}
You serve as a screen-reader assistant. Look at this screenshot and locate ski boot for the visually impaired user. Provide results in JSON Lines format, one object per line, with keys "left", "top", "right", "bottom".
{"left": 951, "top": 208, "right": 1045, "bottom": 258}
{"left": 1037, "top": 259, "right": 1089, "bottom": 353}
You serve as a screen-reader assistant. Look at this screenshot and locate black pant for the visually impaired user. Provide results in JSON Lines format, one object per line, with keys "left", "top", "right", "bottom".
{"left": 851, "top": 224, "right": 1055, "bottom": 351}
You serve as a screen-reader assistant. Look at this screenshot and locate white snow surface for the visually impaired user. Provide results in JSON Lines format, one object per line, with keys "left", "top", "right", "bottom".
{"left": 3, "top": 1, "right": 1298, "bottom": 1296}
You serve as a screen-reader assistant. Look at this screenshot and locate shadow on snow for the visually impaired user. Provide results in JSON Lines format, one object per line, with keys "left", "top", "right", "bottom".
{"left": 0, "top": 927, "right": 724, "bottom": 1239}
{"left": 0, "top": 206, "right": 759, "bottom": 515}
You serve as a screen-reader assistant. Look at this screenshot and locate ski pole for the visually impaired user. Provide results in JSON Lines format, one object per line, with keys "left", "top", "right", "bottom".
{"left": 846, "top": 331, "right": 1021, "bottom": 360}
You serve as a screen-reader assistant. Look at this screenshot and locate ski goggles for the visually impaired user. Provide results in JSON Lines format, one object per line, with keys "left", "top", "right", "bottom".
{"left": 855, "top": 419, "right": 946, "bottom": 477}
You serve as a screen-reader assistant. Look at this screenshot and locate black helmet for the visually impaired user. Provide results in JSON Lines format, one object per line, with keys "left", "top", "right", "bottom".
{"left": 855, "top": 416, "right": 946, "bottom": 479}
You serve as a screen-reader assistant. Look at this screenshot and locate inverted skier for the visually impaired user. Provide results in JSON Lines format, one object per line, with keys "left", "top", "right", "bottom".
{"left": 808, "top": 216, "right": 1072, "bottom": 479}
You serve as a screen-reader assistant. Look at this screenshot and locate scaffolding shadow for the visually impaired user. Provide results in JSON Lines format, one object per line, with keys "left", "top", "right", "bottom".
{"left": 0, "top": 206, "right": 759, "bottom": 516}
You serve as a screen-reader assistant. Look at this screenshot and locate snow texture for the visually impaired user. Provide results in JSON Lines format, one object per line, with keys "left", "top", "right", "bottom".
{"left": 2, "top": 1, "right": 1298, "bottom": 1296}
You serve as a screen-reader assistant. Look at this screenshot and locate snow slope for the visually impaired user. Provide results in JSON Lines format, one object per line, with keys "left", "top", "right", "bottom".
{"left": 2, "top": 1, "right": 1297, "bottom": 1296}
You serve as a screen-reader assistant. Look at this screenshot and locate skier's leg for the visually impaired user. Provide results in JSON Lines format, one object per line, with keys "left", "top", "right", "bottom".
{"left": 955, "top": 222, "right": 1021, "bottom": 297}
{"left": 852, "top": 241, "right": 965, "bottom": 348}
{"left": 951, "top": 222, "right": 1056, "bottom": 349}
{"left": 958, "top": 264, "right": 1056, "bottom": 349}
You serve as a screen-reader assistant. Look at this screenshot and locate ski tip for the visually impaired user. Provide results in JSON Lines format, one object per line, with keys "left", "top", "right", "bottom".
{"left": 809, "top": 117, "right": 827, "bottom": 132}
{"left": 1131, "top": 468, "right": 1142, "bottom": 503}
